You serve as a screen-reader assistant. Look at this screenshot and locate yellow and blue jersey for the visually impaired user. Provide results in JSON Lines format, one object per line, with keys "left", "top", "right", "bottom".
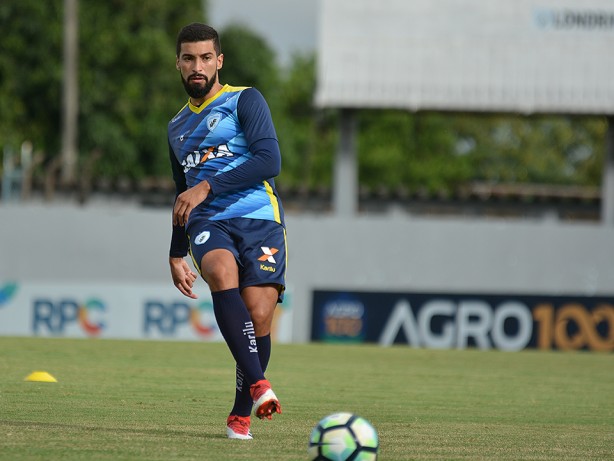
{"left": 168, "top": 85, "right": 285, "bottom": 256}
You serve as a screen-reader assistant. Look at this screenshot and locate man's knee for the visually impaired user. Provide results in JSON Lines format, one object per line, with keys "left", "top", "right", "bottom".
{"left": 242, "top": 285, "right": 279, "bottom": 335}
{"left": 249, "top": 304, "right": 275, "bottom": 328}
{"left": 200, "top": 249, "right": 239, "bottom": 290}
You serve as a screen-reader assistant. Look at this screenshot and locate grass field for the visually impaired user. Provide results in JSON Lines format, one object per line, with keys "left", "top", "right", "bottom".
{"left": 0, "top": 337, "right": 612, "bottom": 461}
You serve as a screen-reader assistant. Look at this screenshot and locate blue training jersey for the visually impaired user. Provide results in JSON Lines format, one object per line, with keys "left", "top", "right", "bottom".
{"left": 168, "top": 85, "right": 285, "bottom": 255}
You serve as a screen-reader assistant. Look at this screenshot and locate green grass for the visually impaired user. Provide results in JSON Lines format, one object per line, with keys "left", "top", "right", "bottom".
{"left": 0, "top": 337, "right": 612, "bottom": 461}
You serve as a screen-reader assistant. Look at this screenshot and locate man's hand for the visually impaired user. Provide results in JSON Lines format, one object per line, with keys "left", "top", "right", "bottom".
{"left": 169, "top": 257, "right": 198, "bottom": 299}
{"left": 173, "top": 180, "right": 211, "bottom": 226}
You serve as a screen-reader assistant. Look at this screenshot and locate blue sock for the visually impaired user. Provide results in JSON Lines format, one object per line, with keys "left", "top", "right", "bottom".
{"left": 256, "top": 334, "right": 272, "bottom": 372}
{"left": 231, "top": 334, "right": 271, "bottom": 416}
{"left": 211, "top": 288, "right": 265, "bottom": 388}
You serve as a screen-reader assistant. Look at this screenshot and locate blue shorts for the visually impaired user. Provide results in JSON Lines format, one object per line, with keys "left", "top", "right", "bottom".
{"left": 187, "top": 218, "right": 287, "bottom": 301}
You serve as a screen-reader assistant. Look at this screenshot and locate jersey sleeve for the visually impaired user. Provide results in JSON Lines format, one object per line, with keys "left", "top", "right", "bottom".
{"left": 207, "top": 88, "right": 281, "bottom": 196}
{"left": 168, "top": 141, "right": 189, "bottom": 257}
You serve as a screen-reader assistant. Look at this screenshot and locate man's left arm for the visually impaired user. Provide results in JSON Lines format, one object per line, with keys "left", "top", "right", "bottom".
{"left": 206, "top": 88, "right": 281, "bottom": 196}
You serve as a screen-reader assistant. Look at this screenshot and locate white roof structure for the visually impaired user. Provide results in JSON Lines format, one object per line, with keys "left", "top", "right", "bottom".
{"left": 316, "top": 0, "right": 614, "bottom": 114}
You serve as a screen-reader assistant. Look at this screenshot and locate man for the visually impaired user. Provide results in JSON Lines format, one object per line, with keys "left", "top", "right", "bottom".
{"left": 167, "top": 23, "right": 286, "bottom": 440}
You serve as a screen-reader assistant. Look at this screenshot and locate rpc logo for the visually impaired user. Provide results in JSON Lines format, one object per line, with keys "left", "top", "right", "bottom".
{"left": 0, "top": 282, "right": 18, "bottom": 308}
{"left": 143, "top": 300, "right": 219, "bottom": 339}
{"left": 33, "top": 298, "right": 106, "bottom": 336}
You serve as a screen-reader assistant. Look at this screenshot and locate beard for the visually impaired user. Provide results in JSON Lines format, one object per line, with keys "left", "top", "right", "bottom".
{"left": 181, "top": 72, "right": 217, "bottom": 100}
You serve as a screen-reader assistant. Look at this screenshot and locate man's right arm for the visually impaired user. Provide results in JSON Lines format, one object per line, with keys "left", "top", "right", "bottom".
{"left": 169, "top": 256, "right": 198, "bottom": 299}
{"left": 168, "top": 142, "right": 199, "bottom": 298}
{"left": 168, "top": 142, "right": 189, "bottom": 257}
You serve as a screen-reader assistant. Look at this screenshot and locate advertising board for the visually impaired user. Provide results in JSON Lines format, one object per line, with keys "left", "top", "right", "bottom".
{"left": 312, "top": 290, "right": 613, "bottom": 351}
{"left": 0, "top": 281, "right": 293, "bottom": 343}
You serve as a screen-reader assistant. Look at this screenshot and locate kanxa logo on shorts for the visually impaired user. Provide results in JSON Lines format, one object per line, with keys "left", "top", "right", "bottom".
{"left": 258, "top": 247, "right": 278, "bottom": 264}
{"left": 195, "top": 231, "right": 210, "bottom": 245}
{"left": 258, "top": 247, "right": 279, "bottom": 273}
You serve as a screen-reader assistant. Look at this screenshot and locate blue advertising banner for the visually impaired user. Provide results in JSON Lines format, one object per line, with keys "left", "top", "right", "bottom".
{"left": 311, "top": 290, "right": 614, "bottom": 351}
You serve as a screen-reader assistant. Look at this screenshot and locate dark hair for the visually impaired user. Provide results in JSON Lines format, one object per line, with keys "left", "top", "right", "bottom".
{"left": 176, "top": 23, "right": 221, "bottom": 56}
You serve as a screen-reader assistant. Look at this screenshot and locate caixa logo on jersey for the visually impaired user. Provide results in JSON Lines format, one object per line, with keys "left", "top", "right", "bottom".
{"left": 182, "top": 144, "right": 234, "bottom": 173}
{"left": 32, "top": 298, "right": 106, "bottom": 336}
{"left": 143, "top": 300, "right": 220, "bottom": 339}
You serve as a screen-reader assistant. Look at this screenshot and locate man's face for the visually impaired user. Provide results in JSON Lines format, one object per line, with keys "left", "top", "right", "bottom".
{"left": 176, "top": 40, "right": 223, "bottom": 103}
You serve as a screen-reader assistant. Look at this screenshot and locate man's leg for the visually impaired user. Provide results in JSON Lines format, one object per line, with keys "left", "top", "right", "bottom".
{"left": 230, "top": 285, "right": 278, "bottom": 416}
{"left": 230, "top": 335, "right": 271, "bottom": 416}
{"left": 199, "top": 250, "right": 256, "bottom": 439}
{"left": 201, "top": 250, "right": 280, "bottom": 440}
{"left": 202, "top": 250, "right": 268, "bottom": 390}
{"left": 242, "top": 285, "right": 279, "bottom": 337}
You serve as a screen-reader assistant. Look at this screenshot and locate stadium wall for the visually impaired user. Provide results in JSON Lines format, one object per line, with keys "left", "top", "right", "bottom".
{"left": 0, "top": 204, "right": 613, "bottom": 347}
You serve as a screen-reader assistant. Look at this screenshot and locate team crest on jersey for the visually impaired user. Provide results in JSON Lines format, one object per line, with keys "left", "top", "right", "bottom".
{"left": 206, "top": 112, "right": 222, "bottom": 131}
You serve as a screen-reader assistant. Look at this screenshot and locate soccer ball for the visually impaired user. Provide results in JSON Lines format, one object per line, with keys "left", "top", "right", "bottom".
{"left": 307, "top": 412, "right": 379, "bottom": 461}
